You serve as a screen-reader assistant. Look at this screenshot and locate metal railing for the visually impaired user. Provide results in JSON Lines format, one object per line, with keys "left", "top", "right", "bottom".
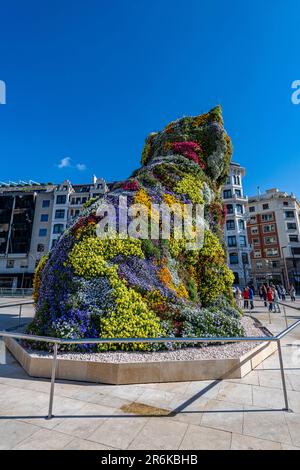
{"left": 0, "top": 300, "right": 34, "bottom": 327}
{"left": 0, "top": 287, "right": 33, "bottom": 298}
{"left": 0, "top": 301, "right": 300, "bottom": 420}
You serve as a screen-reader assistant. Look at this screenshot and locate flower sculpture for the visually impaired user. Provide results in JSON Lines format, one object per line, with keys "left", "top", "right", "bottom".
{"left": 28, "top": 106, "right": 244, "bottom": 351}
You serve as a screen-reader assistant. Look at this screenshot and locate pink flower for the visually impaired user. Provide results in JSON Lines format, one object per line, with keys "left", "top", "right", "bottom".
{"left": 172, "top": 141, "right": 205, "bottom": 169}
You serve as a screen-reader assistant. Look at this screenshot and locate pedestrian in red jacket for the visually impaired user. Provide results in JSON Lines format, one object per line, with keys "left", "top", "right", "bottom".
{"left": 267, "top": 287, "right": 274, "bottom": 312}
{"left": 242, "top": 287, "right": 249, "bottom": 309}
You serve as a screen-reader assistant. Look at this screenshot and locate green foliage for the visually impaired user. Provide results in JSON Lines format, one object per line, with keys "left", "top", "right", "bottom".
{"left": 33, "top": 254, "right": 49, "bottom": 303}
{"left": 82, "top": 197, "right": 98, "bottom": 209}
{"left": 196, "top": 231, "right": 235, "bottom": 306}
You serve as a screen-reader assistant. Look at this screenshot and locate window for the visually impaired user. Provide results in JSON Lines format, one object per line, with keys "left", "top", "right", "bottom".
{"left": 235, "top": 189, "right": 242, "bottom": 197}
{"left": 290, "top": 235, "right": 299, "bottom": 242}
{"left": 228, "top": 235, "right": 237, "bottom": 247}
{"left": 226, "top": 220, "right": 235, "bottom": 230}
{"left": 51, "top": 239, "right": 57, "bottom": 249}
{"left": 242, "top": 253, "right": 249, "bottom": 265}
{"left": 285, "top": 211, "right": 295, "bottom": 219}
{"left": 233, "top": 175, "right": 240, "bottom": 185}
{"left": 233, "top": 272, "right": 240, "bottom": 284}
{"left": 262, "top": 203, "right": 269, "bottom": 210}
{"left": 256, "top": 262, "right": 263, "bottom": 269}
{"left": 236, "top": 204, "right": 243, "bottom": 214}
{"left": 55, "top": 209, "right": 65, "bottom": 219}
{"left": 40, "top": 214, "right": 48, "bottom": 222}
{"left": 261, "top": 213, "right": 273, "bottom": 221}
{"left": 249, "top": 216, "right": 256, "bottom": 224}
{"left": 6, "top": 259, "right": 14, "bottom": 268}
{"left": 287, "top": 222, "right": 297, "bottom": 230}
{"left": 238, "top": 219, "right": 245, "bottom": 230}
{"left": 20, "top": 260, "right": 28, "bottom": 268}
{"left": 270, "top": 261, "right": 279, "bottom": 268}
{"left": 42, "top": 200, "right": 50, "bottom": 208}
{"left": 292, "top": 247, "right": 300, "bottom": 255}
{"left": 253, "top": 238, "right": 260, "bottom": 245}
{"left": 82, "top": 197, "right": 87, "bottom": 204}
{"left": 265, "top": 248, "right": 278, "bottom": 257}
{"left": 53, "top": 224, "right": 64, "bottom": 234}
{"left": 37, "top": 243, "right": 45, "bottom": 252}
{"left": 240, "top": 235, "right": 247, "bottom": 247}
{"left": 249, "top": 206, "right": 255, "bottom": 213}
{"left": 251, "top": 226, "right": 259, "bottom": 235}
{"left": 263, "top": 224, "right": 275, "bottom": 233}
{"left": 264, "top": 236, "right": 277, "bottom": 244}
{"left": 283, "top": 201, "right": 289, "bottom": 206}
{"left": 56, "top": 195, "right": 67, "bottom": 204}
{"left": 39, "top": 228, "right": 47, "bottom": 237}
{"left": 254, "top": 250, "right": 261, "bottom": 258}
{"left": 226, "top": 204, "right": 234, "bottom": 214}
{"left": 229, "top": 253, "right": 239, "bottom": 264}
{"left": 223, "top": 189, "right": 232, "bottom": 199}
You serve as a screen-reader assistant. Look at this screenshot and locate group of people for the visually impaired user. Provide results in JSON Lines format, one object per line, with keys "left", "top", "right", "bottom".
{"left": 234, "top": 283, "right": 297, "bottom": 313}
{"left": 234, "top": 286, "right": 255, "bottom": 310}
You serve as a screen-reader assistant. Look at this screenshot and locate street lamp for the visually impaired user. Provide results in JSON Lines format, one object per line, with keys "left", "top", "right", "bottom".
{"left": 281, "top": 246, "right": 290, "bottom": 290}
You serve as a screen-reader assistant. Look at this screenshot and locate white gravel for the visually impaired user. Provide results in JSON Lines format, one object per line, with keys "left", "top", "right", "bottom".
{"left": 27, "top": 316, "right": 272, "bottom": 363}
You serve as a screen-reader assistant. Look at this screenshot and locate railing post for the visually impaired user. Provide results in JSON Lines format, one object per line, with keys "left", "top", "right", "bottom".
{"left": 46, "top": 342, "right": 58, "bottom": 420}
{"left": 0, "top": 336, "right": 7, "bottom": 364}
{"left": 282, "top": 305, "right": 288, "bottom": 329}
{"left": 18, "top": 304, "right": 22, "bottom": 327}
{"left": 277, "top": 339, "right": 292, "bottom": 412}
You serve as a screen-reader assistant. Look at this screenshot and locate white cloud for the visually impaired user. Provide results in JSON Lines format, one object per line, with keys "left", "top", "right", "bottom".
{"left": 58, "top": 157, "right": 71, "bottom": 169}
{"left": 76, "top": 163, "right": 86, "bottom": 171}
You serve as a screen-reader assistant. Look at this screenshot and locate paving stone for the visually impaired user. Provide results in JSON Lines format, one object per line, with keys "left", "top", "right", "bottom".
{"left": 179, "top": 424, "right": 231, "bottom": 450}
{"left": 243, "top": 407, "right": 292, "bottom": 444}
{"left": 13, "top": 428, "right": 74, "bottom": 450}
{"left": 64, "top": 438, "right": 117, "bottom": 450}
{"left": 129, "top": 418, "right": 188, "bottom": 450}
{"left": 217, "top": 382, "right": 253, "bottom": 406}
{"left": 87, "top": 416, "right": 149, "bottom": 449}
{"left": 284, "top": 412, "right": 300, "bottom": 447}
{"left": 0, "top": 420, "right": 38, "bottom": 450}
{"left": 231, "top": 433, "right": 281, "bottom": 450}
{"left": 200, "top": 399, "right": 244, "bottom": 434}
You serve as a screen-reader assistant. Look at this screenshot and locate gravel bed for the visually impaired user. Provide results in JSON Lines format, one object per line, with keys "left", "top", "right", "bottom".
{"left": 26, "top": 316, "right": 272, "bottom": 363}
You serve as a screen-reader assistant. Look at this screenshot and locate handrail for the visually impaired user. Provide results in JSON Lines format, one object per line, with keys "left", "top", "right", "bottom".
{"left": 1, "top": 311, "right": 300, "bottom": 419}
{"left": 0, "top": 301, "right": 34, "bottom": 309}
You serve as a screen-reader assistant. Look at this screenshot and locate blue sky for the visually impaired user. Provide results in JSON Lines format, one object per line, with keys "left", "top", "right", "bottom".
{"left": 0, "top": 0, "right": 299, "bottom": 197}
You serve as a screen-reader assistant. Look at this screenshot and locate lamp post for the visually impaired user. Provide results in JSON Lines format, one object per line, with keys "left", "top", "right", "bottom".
{"left": 281, "top": 246, "right": 290, "bottom": 291}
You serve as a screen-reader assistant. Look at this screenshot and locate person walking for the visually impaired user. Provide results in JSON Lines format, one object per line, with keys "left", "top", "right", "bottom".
{"left": 235, "top": 287, "right": 243, "bottom": 309}
{"left": 242, "top": 287, "right": 249, "bottom": 310}
{"left": 258, "top": 286, "right": 263, "bottom": 300}
{"left": 248, "top": 285, "right": 255, "bottom": 310}
{"left": 290, "top": 284, "right": 296, "bottom": 302}
{"left": 281, "top": 285, "right": 286, "bottom": 301}
{"left": 267, "top": 287, "right": 274, "bottom": 312}
{"left": 262, "top": 283, "right": 268, "bottom": 307}
{"left": 273, "top": 287, "right": 281, "bottom": 313}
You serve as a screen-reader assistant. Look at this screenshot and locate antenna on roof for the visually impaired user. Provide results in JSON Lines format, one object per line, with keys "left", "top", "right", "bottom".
{"left": 257, "top": 186, "right": 261, "bottom": 199}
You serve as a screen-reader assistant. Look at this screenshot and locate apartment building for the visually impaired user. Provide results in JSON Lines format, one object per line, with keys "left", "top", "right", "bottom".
{"left": 247, "top": 188, "right": 300, "bottom": 292}
{"left": 222, "top": 162, "right": 251, "bottom": 288}
{"left": 0, "top": 183, "right": 55, "bottom": 288}
{"left": 0, "top": 176, "right": 108, "bottom": 288}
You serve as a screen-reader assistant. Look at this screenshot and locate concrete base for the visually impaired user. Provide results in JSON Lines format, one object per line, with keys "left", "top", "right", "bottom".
{"left": 5, "top": 336, "right": 278, "bottom": 385}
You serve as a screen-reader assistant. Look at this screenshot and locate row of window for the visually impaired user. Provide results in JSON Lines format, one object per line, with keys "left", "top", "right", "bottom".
{"left": 252, "top": 236, "right": 277, "bottom": 245}
{"left": 39, "top": 224, "right": 65, "bottom": 237}
{"left": 229, "top": 252, "right": 249, "bottom": 265}
{"left": 227, "top": 235, "right": 247, "bottom": 247}
{"left": 249, "top": 201, "right": 291, "bottom": 213}
{"left": 253, "top": 248, "right": 279, "bottom": 258}
{"left": 223, "top": 189, "right": 242, "bottom": 199}
{"left": 226, "top": 219, "right": 245, "bottom": 231}
{"left": 226, "top": 175, "right": 241, "bottom": 186}
{"left": 226, "top": 204, "right": 244, "bottom": 215}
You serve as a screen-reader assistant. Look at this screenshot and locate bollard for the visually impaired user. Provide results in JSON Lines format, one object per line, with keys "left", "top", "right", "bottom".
{"left": 0, "top": 337, "right": 8, "bottom": 364}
